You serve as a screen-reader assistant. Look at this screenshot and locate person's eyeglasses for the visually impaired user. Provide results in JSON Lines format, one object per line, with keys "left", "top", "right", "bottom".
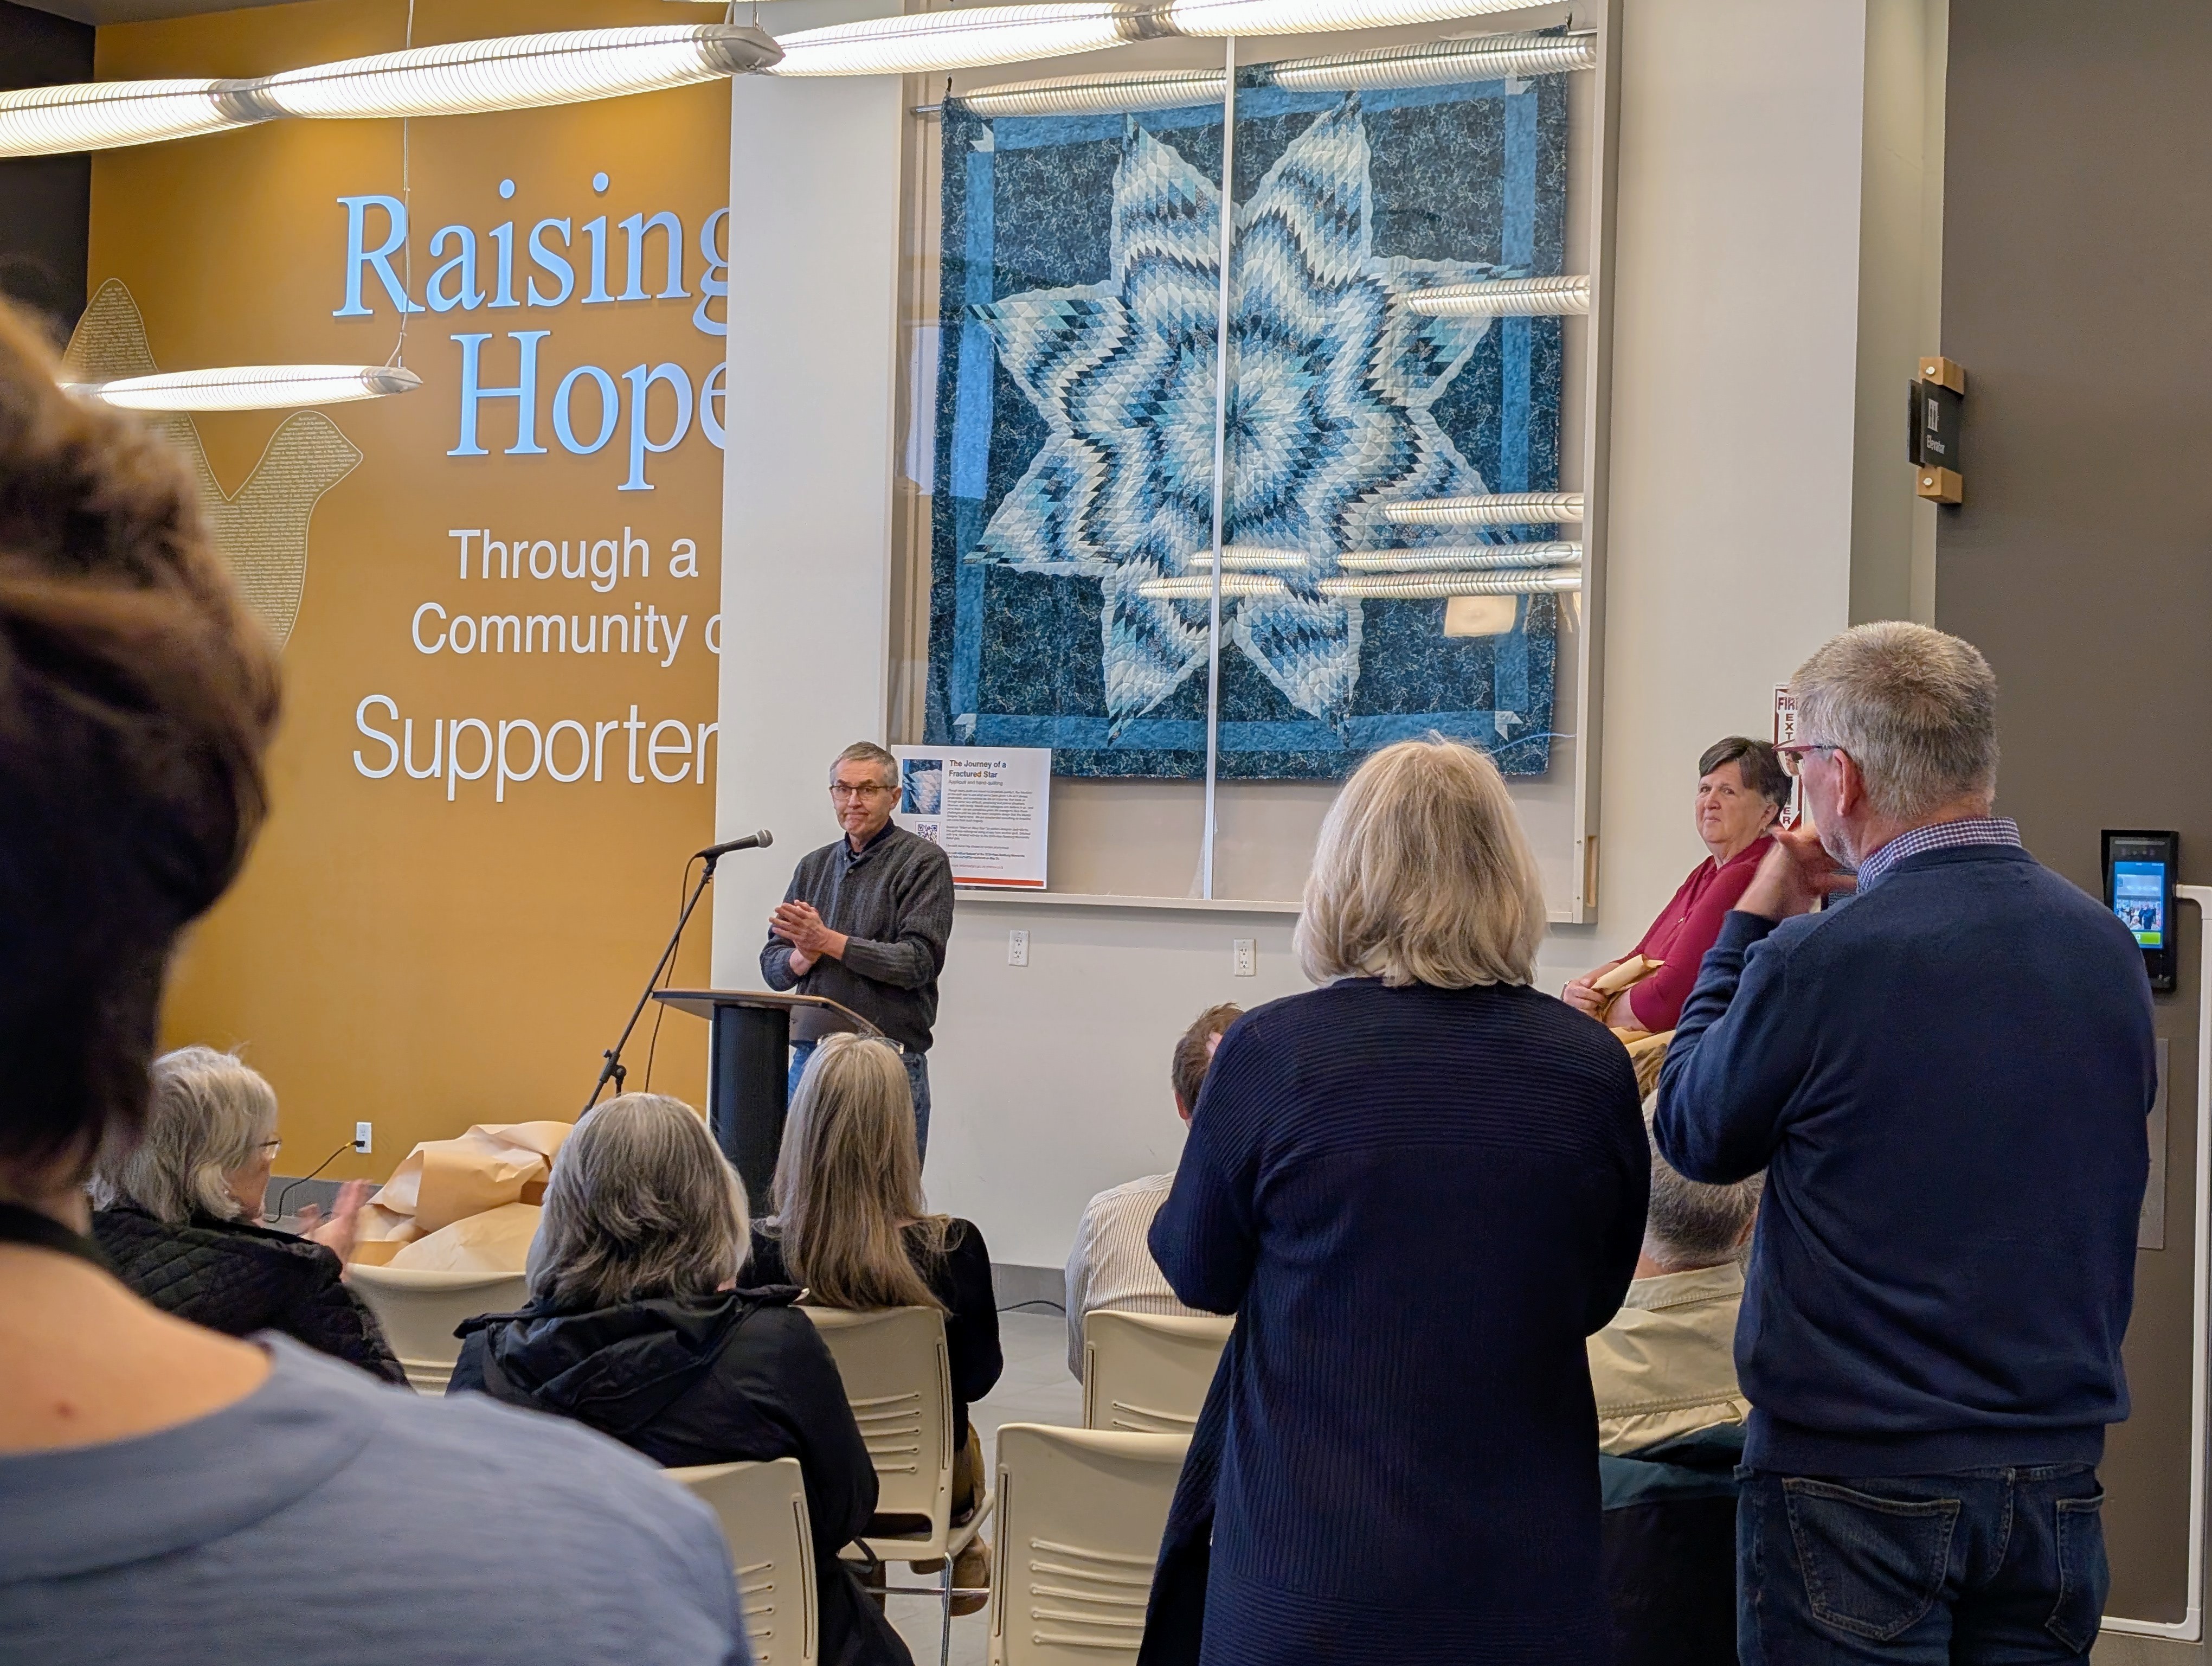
{"left": 829, "top": 783, "right": 893, "bottom": 800}
{"left": 1776, "top": 741, "right": 1842, "bottom": 778}
{"left": 256, "top": 1138, "right": 282, "bottom": 1155}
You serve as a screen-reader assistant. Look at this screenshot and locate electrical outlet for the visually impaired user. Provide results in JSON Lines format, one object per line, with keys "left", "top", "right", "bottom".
{"left": 1008, "top": 930, "right": 1030, "bottom": 967}
{"left": 353, "top": 1122, "right": 373, "bottom": 1155}
{"left": 1233, "top": 938, "right": 1256, "bottom": 977}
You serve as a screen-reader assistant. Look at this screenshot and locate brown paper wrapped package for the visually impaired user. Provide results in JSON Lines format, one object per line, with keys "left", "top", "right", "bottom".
{"left": 1622, "top": 1029, "right": 1676, "bottom": 1101}
{"left": 388, "top": 1202, "right": 544, "bottom": 1274}
{"left": 348, "top": 1201, "right": 421, "bottom": 1268}
{"left": 1591, "top": 954, "right": 1663, "bottom": 997}
{"left": 363, "top": 1121, "right": 573, "bottom": 1266}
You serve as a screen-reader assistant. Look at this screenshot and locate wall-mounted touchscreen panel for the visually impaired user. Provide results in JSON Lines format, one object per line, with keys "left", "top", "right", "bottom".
{"left": 2105, "top": 829, "right": 2179, "bottom": 993}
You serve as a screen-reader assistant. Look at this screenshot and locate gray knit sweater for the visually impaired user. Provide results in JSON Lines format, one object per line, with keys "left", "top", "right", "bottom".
{"left": 760, "top": 823, "right": 953, "bottom": 1051}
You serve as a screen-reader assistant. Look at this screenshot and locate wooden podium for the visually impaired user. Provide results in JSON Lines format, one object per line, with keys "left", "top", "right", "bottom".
{"left": 652, "top": 990, "right": 876, "bottom": 1209}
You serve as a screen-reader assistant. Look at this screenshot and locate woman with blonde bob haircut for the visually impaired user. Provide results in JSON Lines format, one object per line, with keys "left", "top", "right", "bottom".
{"left": 1141, "top": 738, "right": 1651, "bottom": 1666}
{"left": 1296, "top": 736, "right": 1548, "bottom": 989}
{"left": 453, "top": 1092, "right": 914, "bottom": 1666}
{"left": 750, "top": 1034, "right": 1003, "bottom": 1612}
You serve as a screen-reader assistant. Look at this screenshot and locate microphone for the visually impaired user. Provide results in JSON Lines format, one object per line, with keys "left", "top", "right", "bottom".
{"left": 696, "top": 829, "right": 773, "bottom": 861}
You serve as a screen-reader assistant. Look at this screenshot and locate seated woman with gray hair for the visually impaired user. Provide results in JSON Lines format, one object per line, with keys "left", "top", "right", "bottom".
{"left": 449, "top": 1092, "right": 912, "bottom": 1666}
{"left": 91, "top": 1045, "right": 402, "bottom": 1383}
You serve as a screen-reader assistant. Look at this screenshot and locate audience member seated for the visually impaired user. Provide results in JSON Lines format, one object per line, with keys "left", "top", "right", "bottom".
{"left": 1589, "top": 1111, "right": 1760, "bottom": 1454}
{"left": 750, "top": 1034, "right": 1002, "bottom": 1613}
{"left": 1564, "top": 736, "right": 1790, "bottom": 1034}
{"left": 89, "top": 1045, "right": 403, "bottom": 1384}
{"left": 0, "top": 296, "right": 747, "bottom": 1664}
{"left": 1590, "top": 1111, "right": 1761, "bottom": 1666}
{"left": 451, "top": 1092, "right": 911, "bottom": 1666}
{"left": 1063, "top": 1003, "right": 1240, "bottom": 1380}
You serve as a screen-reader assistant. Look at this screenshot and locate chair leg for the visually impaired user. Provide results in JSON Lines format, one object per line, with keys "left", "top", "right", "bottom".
{"left": 938, "top": 1555, "right": 954, "bottom": 1666}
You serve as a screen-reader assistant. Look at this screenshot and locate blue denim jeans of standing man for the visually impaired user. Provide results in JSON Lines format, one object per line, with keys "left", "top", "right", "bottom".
{"left": 787, "top": 1039, "right": 931, "bottom": 1163}
{"left": 1738, "top": 1465, "right": 2108, "bottom": 1665}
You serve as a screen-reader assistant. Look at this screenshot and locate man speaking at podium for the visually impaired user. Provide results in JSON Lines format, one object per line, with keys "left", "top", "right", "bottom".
{"left": 763, "top": 741, "right": 954, "bottom": 1158}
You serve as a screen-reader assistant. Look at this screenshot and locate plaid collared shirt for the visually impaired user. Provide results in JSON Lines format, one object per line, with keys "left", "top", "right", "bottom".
{"left": 1854, "top": 815, "right": 2023, "bottom": 893}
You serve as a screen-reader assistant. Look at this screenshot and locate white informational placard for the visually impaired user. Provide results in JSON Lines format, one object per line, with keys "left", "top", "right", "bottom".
{"left": 891, "top": 746, "right": 1051, "bottom": 889}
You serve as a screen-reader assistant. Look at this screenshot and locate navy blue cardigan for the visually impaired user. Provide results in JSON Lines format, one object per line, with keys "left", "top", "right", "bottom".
{"left": 1142, "top": 978, "right": 1647, "bottom": 1666}
{"left": 1656, "top": 843, "right": 2156, "bottom": 1476}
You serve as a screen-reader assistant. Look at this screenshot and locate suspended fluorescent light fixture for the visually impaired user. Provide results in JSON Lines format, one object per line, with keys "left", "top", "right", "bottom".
{"left": 67, "top": 364, "right": 423, "bottom": 412}
{"left": 1140, "top": 563, "right": 1583, "bottom": 601}
{"left": 769, "top": 4, "right": 1146, "bottom": 77}
{"left": 960, "top": 65, "right": 1226, "bottom": 116}
{"left": 237, "top": 25, "right": 780, "bottom": 119}
{"left": 1336, "top": 541, "right": 1581, "bottom": 572}
{"left": 0, "top": 79, "right": 256, "bottom": 158}
{"left": 1268, "top": 29, "right": 1594, "bottom": 91}
{"left": 1158, "top": 0, "right": 1548, "bottom": 40}
{"left": 0, "top": 25, "right": 779, "bottom": 157}
{"left": 1407, "top": 274, "right": 1590, "bottom": 317}
{"left": 950, "top": 28, "right": 1590, "bottom": 117}
{"left": 1319, "top": 569, "right": 1581, "bottom": 599}
{"left": 1137, "top": 573, "right": 1297, "bottom": 600}
{"left": 1385, "top": 491, "right": 1584, "bottom": 527}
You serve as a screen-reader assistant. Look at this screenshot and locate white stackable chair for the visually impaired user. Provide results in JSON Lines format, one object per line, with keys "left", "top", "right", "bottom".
{"left": 345, "top": 1265, "right": 530, "bottom": 1393}
{"left": 668, "top": 1458, "right": 818, "bottom": 1666}
{"left": 989, "top": 1425, "right": 1189, "bottom": 1664}
{"left": 798, "top": 1304, "right": 992, "bottom": 1666}
{"left": 1081, "top": 1311, "right": 1232, "bottom": 1433}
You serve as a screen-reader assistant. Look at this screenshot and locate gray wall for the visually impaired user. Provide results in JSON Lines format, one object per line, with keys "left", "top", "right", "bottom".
{"left": 0, "top": 0, "right": 93, "bottom": 336}
{"left": 1937, "top": 0, "right": 2212, "bottom": 1647}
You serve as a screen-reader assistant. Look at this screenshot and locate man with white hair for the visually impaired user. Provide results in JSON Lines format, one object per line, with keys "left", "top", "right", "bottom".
{"left": 1657, "top": 622, "right": 2155, "bottom": 1664}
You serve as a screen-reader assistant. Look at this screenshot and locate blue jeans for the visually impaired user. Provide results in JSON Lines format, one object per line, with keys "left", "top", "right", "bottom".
{"left": 787, "top": 1040, "right": 930, "bottom": 1164}
{"left": 1738, "top": 1465, "right": 2108, "bottom": 1664}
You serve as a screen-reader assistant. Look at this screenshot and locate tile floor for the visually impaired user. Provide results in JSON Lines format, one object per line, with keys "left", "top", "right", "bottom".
{"left": 882, "top": 1307, "right": 1083, "bottom": 1666}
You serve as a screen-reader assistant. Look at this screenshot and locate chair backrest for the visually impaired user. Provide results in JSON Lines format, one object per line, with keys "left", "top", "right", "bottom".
{"left": 1081, "top": 1311, "right": 1232, "bottom": 1433}
{"left": 669, "top": 1458, "right": 817, "bottom": 1666}
{"left": 991, "top": 1425, "right": 1189, "bottom": 1665}
{"left": 346, "top": 1264, "right": 530, "bottom": 1393}
{"left": 797, "top": 1305, "right": 954, "bottom": 1537}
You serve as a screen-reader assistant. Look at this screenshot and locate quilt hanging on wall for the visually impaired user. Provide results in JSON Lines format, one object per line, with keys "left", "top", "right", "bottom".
{"left": 927, "top": 68, "right": 1570, "bottom": 779}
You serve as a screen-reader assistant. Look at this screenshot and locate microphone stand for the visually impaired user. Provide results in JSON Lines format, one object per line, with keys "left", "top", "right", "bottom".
{"left": 584, "top": 851, "right": 721, "bottom": 1114}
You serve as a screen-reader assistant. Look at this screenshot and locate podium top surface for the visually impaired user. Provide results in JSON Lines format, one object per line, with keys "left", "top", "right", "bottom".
{"left": 652, "top": 989, "right": 878, "bottom": 1036}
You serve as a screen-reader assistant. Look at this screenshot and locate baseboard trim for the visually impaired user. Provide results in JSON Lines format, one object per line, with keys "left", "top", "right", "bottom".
{"left": 992, "top": 1262, "right": 1064, "bottom": 1312}
{"left": 263, "top": 1174, "right": 342, "bottom": 1225}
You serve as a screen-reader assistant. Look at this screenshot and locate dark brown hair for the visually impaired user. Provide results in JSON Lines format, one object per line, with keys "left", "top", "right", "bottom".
{"left": 0, "top": 297, "right": 280, "bottom": 1196}
{"left": 1697, "top": 735, "right": 1791, "bottom": 813}
{"left": 1172, "top": 1004, "right": 1243, "bottom": 1114}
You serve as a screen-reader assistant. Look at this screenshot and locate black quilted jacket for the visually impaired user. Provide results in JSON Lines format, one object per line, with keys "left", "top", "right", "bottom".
{"left": 92, "top": 1202, "right": 407, "bottom": 1385}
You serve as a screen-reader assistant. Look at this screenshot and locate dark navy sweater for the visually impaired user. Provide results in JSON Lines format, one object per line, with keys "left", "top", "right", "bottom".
{"left": 1147, "top": 978, "right": 1647, "bottom": 1665}
{"left": 1655, "top": 843, "right": 2156, "bottom": 1476}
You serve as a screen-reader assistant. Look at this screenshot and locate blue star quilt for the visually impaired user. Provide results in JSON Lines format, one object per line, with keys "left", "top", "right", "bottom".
{"left": 928, "top": 69, "right": 1568, "bottom": 779}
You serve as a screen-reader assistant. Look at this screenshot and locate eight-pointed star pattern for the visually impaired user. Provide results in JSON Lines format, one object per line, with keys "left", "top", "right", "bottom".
{"left": 966, "top": 95, "right": 1515, "bottom": 738}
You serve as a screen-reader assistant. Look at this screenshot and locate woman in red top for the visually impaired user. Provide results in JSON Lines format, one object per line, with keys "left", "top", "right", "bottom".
{"left": 1564, "top": 736, "right": 1792, "bottom": 1034}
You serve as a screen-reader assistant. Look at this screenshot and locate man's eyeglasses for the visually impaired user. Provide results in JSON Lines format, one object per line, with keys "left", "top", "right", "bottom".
{"left": 829, "top": 783, "right": 893, "bottom": 800}
{"left": 1776, "top": 741, "right": 1842, "bottom": 778}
